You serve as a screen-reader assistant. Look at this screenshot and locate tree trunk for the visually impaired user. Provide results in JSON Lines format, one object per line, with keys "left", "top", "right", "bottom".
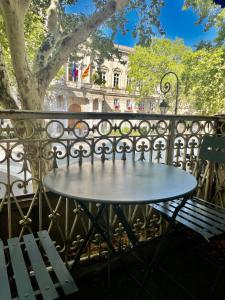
{"left": 16, "top": 91, "right": 52, "bottom": 192}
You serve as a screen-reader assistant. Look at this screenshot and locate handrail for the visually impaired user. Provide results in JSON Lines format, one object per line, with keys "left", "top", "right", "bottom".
{"left": 0, "top": 110, "right": 218, "bottom": 121}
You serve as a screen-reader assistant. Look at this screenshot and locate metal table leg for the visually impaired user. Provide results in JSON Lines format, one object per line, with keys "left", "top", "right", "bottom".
{"left": 112, "top": 204, "right": 139, "bottom": 246}
{"left": 70, "top": 201, "right": 116, "bottom": 272}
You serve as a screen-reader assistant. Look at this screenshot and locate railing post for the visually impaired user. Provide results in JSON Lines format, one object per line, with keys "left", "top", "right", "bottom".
{"left": 6, "top": 142, "right": 12, "bottom": 238}
{"left": 166, "top": 119, "right": 176, "bottom": 165}
{"left": 214, "top": 115, "right": 225, "bottom": 206}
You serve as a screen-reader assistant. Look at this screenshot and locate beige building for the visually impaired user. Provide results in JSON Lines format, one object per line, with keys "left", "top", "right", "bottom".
{"left": 46, "top": 44, "right": 159, "bottom": 115}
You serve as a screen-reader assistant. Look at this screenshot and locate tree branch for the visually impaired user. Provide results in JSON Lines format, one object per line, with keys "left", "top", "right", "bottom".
{"left": 115, "top": 0, "right": 129, "bottom": 10}
{"left": 33, "top": 0, "right": 61, "bottom": 72}
{"left": 0, "top": 47, "right": 18, "bottom": 109}
{"left": 47, "top": 0, "right": 60, "bottom": 34}
{"left": 37, "top": 0, "right": 129, "bottom": 89}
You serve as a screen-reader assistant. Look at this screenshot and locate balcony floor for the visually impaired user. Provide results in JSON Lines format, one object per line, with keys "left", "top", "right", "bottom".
{"left": 70, "top": 229, "right": 225, "bottom": 300}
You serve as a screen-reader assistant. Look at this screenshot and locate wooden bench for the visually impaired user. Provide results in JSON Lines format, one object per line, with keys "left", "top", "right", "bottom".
{"left": 150, "top": 135, "right": 225, "bottom": 241}
{"left": 0, "top": 230, "right": 78, "bottom": 300}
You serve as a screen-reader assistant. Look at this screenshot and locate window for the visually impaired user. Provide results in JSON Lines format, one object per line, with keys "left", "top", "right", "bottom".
{"left": 114, "top": 99, "right": 120, "bottom": 110}
{"left": 113, "top": 73, "right": 120, "bottom": 88}
{"left": 127, "top": 77, "right": 132, "bottom": 88}
{"left": 134, "top": 102, "right": 139, "bottom": 110}
{"left": 126, "top": 100, "right": 132, "bottom": 110}
{"left": 139, "top": 101, "right": 145, "bottom": 111}
{"left": 101, "top": 71, "right": 106, "bottom": 82}
{"left": 100, "top": 71, "right": 107, "bottom": 85}
{"left": 136, "top": 80, "right": 142, "bottom": 90}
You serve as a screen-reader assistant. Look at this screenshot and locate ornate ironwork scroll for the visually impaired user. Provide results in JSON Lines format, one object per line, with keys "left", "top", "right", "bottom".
{"left": 0, "top": 110, "right": 222, "bottom": 264}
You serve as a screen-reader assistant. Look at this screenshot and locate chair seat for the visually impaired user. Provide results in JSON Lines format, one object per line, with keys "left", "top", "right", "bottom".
{"left": 0, "top": 230, "right": 78, "bottom": 300}
{"left": 150, "top": 198, "right": 225, "bottom": 240}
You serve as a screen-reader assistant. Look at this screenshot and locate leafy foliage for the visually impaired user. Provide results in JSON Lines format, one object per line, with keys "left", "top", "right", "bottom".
{"left": 182, "top": 46, "right": 225, "bottom": 115}
{"left": 128, "top": 38, "right": 191, "bottom": 108}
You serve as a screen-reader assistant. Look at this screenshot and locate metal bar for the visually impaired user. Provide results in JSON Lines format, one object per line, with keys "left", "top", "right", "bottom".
{"left": 0, "top": 110, "right": 217, "bottom": 121}
{"left": 151, "top": 202, "right": 219, "bottom": 238}
{"left": 112, "top": 204, "right": 139, "bottom": 246}
{"left": 172, "top": 200, "right": 225, "bottom": 227}
{"left": 23, "top": 233, "right": 59, "bottom": 299}
{"left": 188, "top": 199, "right": 225, "bottom": 219}
{"left": 76, "top": 201, "right": 116, "bottom": 253}
{"left": 37, "top": 230, "right": 78, "bottom": 295}
{"left": 6, "top": 142, "right": 12, "bottom": 238}
{"left": 0, "top": 240, "right": 12, "bottom": 300}
{"left": 166, "top": 119, "right": 176, "bottom": 165}
{"left": 8, "top": 237, "right": 36, "bottom": 300}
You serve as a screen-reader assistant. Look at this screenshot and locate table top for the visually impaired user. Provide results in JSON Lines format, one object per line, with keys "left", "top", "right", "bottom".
{"left": 43, "top": 161, "right": 197, "bottom": 205}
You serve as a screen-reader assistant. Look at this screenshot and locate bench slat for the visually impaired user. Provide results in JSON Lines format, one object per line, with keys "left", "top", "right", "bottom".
{"left": 169, "top": 201, "right": 225, "bottom": 232}
{"left": 0, "top": 240, "right": 11, "bottom": 300}
{"left": 23, "top": 233, "right": 59, "bottom": 300}
{"left": 183, "top": 201, "right": 225, "bottom": 225}
{"left": 188, "top": 199, "right": 225, "bottom": 220}
{"left": 154, "top": 201, "right": 222, "bottom": 234}
{"left": 8, "top": 237, "right": 36, "bottom": 300}
{"left": 151, "top": 203, "right": 213, "bottom": 239}
{"left": 38, "top": 231, "right": 78, "bottom": 295}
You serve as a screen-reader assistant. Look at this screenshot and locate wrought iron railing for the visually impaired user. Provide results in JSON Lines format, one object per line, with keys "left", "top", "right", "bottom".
{"left": 0, "top": 110, "right": 224, "bottom": 261}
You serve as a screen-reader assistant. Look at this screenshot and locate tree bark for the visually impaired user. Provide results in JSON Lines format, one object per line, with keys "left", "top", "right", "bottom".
{"left": 1, "top": 0, "right": 44, "bottom": 110}
{"left": 0, "top": 47, "right": 18, "bottom": 109}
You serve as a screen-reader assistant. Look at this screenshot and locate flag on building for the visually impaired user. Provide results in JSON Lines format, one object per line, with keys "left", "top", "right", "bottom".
{"left": 71, "top": 63, "right": 78, "bottom": 80}
{"left": 82, "top": 64, "right": 91, "bottom": 79}
{"left": 71, "top": 63, "right": 76, "bottom": 79}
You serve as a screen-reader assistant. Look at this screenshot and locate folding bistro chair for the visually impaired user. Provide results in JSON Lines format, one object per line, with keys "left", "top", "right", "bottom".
{"left": 0, "top": 230, "right": 78, "bottom": 299}
{"left": 137, "top": 135, "right": 225, "bottom": 299}
{"left": 150, "top": 135, "right": 225, "bottom": 241}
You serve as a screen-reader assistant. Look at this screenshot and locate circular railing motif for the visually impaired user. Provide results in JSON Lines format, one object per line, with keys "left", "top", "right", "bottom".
{"left": 0, "top": 111, "right": 221, "bottom": 262}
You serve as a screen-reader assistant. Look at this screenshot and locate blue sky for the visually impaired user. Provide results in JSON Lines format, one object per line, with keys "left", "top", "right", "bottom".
{"left": 66, "top": 0, "right": 217, "bottom": 48}
{"left": 159, "top": 0, "right": 217, "bottom": 47}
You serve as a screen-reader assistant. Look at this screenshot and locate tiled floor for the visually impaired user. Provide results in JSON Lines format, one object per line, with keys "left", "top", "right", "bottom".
{"left": 70, "top": 230, "right": 225, "bottom": 300}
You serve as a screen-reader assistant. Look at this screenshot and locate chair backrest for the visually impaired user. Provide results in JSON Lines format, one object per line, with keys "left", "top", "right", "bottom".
{"left": 199, "top": 135, "right": 225, "bottom": 164}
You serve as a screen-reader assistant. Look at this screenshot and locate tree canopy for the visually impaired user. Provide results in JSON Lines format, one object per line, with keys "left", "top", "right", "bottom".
{"left": 182, "top": 46, "right": 225, "bottom": 115}
{"left": 128, "top": 37, "right": 225, "bottom": 115}
{"left": 127, "top": 38, "right": 192, "bottom": 111}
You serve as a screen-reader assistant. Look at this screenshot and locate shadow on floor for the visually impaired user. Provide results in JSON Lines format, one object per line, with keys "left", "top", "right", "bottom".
{"left": 69, "top": 230, "right": 225, "bottom": 300}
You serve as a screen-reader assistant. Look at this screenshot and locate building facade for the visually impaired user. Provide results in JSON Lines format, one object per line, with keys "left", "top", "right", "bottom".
{"left": 46, "top": 44, "right": 159, "bottom": 115}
